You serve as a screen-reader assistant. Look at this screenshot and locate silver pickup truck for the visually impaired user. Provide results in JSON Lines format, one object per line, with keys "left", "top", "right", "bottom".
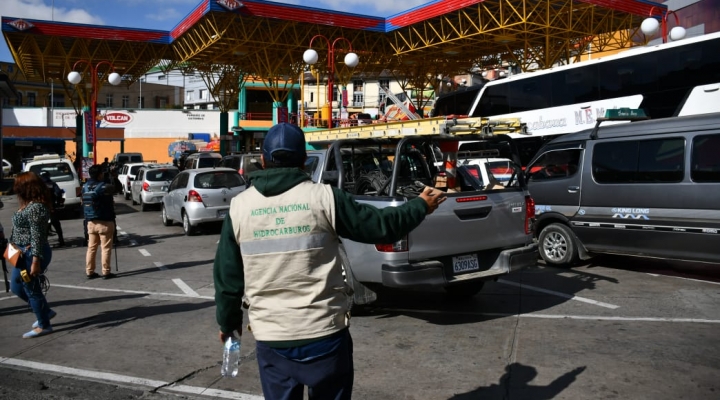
{"left": 304, "top": 132, "right": 538, "bottom": 305}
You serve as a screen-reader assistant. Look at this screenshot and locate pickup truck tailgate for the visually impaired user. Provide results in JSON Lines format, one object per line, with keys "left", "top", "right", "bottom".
{"left": 409, "top": 189, "right": 530, "bottom": 260}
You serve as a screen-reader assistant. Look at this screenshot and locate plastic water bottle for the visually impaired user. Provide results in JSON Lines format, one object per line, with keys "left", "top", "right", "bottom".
{"left": 221, "top": 337, "right": 240, "bottom": 377}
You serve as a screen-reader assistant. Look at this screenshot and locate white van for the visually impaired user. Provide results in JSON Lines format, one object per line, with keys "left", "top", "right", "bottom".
{"left": 24, "top": 155, "right": 82, "bottom": 214}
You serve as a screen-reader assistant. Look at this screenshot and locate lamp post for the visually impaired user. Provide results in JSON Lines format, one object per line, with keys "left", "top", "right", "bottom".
{"left": 641, "top": 9, "right": 686, "bottom": 43}
{"left": 67, "top": 60, "right": 122, "bottom": 165}
{"left": 303, "top": 35, "right": 359, "bottom": 128}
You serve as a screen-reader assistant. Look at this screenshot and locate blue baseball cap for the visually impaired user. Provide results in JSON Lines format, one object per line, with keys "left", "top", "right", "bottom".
{"left": 262, "top": 123, "right": 306, "bottom": 164}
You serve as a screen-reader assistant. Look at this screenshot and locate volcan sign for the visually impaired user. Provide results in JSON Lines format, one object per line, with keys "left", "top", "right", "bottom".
{"left": 103, "top": 112, "right": 132, "bottom": 125}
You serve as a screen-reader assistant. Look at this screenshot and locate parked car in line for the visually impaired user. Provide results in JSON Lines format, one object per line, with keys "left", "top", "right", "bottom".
{"left": 218, "top": 153, "right": 263, "bottom": 180}
{"left": 162, "top": 167, "right": 246, "bottom": 235}
{"left": 130, "top": 164, "right": 179, "bottom": 211}
{"left": 182, "top": 152, "right": 222, "bottom": 170}
{"left": 3, "top": 158, "right": 12, "bottom": 176}
{"left": 24, "top": 154, "right": 82, "bottom": 215}
{"left": 118, "top": 162, "right": 146, "bottom": 200}
{"left": 527, "top": 110, "right": 720, "bottom": 266}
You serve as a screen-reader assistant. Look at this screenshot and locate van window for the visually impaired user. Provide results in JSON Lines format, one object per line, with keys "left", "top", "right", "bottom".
{"left": 527, "top": 149, "right": 582, "bottom": 181}
{"left": 593, "top": 138, "right": 685, "bottom": 184}
{"left": 129, "top": 155, "right": 143, "bottom": 163}
{"left": 198, "top": 157, "right": 219, "bottom": 168}
{"left": 691, "top": 134, "right": 720, "bottom": 182}
{"left": 29, "top": 162, "right": 74, "bottom": 182}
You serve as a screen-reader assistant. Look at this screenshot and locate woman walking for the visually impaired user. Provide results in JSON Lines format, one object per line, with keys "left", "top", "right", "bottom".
{"left": 9, "top": 172, "right": 56, "bottom": 338}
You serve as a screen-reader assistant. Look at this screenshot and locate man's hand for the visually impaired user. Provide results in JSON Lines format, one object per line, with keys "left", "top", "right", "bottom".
{"left": 219, "top": 329, "right": 241, "bottom": 344}
{"left": 419, "top": 186, "right": 447, "bottom": 214}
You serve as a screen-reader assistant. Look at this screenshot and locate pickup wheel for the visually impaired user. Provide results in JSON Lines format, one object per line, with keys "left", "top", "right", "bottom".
{"left": 444, "top": 281, "right": 484, "bottom": 298}
{"left": 538, "top": 223, "right": 578, "bottom": 266}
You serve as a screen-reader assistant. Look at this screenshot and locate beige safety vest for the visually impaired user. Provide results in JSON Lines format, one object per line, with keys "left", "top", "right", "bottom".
{"left": 229, "top": 180, "right": 349, "bottom": 341}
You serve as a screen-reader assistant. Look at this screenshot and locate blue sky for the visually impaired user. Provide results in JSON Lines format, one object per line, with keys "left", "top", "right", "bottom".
{"left": 0, "top": 0, "right": 428, "bottom": 63}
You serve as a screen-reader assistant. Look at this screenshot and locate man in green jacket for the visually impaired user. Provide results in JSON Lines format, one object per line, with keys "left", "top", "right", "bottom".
{"left": 214, "top": 123, "right": 445, "bottom": 400}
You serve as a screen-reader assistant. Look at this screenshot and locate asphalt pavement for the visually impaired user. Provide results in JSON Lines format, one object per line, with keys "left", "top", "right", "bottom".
{"left": 1, "top": 192, "right": 719, "bottom": 400}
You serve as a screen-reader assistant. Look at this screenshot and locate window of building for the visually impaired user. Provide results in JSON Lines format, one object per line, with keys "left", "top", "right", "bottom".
{"left": 158, "top": 75, "right": 165, "bottom": 81}
{"left": 691, "top": 134, "right": 720, "bottom": 182}
{"left": 27, "top": 92, "right": 36, "bottom": 107}
{"left": 310, "top": 92, "right": 314, "bottom": 103}
{"left": 353, "top": 80, "right": 363, "bottom": 92}
{"left": 527, "top": 149, "right": 582, "bottom": 182}
{"left": 186, "top": 91, "right": 194, "bottom": 101}
{"left": 593, "top": 138, "right": 685, "bottom": 184}
{"left": 106, "top": 94, "right": 114, "bottom": 108}
{"left": 122, "top": 95, "right": 130, "bottom": 108}
{"left": 353, "top": 93, "right": 364, "bottom": 107}
{"left": 157, "top": 96, "right": 168, "bottom": 108}
{"left": 137, "top": 96, "right": 145, "bottom": 108}
{"left": 199, "top": 89, "right": 207, "bottom": 100}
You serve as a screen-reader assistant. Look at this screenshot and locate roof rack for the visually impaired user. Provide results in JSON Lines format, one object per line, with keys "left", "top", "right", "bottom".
{"left": 590, "top": 108, "right": 650, "bottom": 140}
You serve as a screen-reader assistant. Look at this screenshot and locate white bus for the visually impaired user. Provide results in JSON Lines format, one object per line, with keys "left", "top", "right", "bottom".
{"left": 434, "top": 32, "right": 720, "bottom": 165}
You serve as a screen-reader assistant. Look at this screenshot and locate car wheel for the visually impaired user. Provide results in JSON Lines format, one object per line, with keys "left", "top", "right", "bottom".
{"left": 182, "top": 212, "right": 195, "bottom": 236}
{"left": 131, "top": 192, "right": 138, "bottom": 205}
{"left": 162, "top": 205, "right": 172, "bottom": 226}
{"left": 538, "top": 223, "right": 579, "bottom": 266}
{"left": 124, "top": 188, "right": 130, "bottom": 200}
{"left": 139, "top": 196, "right": 148, "bottom": 212}
{"left": 444, "top": 281, "right": 484, "bottom": 298}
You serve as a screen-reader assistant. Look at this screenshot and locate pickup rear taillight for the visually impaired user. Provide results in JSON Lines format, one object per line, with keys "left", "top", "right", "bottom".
{"left": 525, "top": 195, "right": 536, "bottom": 235}
{"left": 187, "top": 190, "right": 203, "bottom": 202}
{"left": 142, "top": 182, "right": 150, "bottom": 191}
{"left": 375, "top": 238, "right": 408, "bottom": 252}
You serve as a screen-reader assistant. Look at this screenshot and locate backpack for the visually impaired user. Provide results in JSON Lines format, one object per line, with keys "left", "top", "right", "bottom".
{"left": 82, "top": 182, "right": 105, "bottom": 220}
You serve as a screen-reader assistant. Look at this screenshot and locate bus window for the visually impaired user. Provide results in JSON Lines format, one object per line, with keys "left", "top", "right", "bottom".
{"left": 474, "top": 84, "right": 509, "bottom": 117}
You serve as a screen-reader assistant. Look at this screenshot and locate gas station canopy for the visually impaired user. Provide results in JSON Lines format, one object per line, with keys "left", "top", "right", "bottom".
{"left": 2, "top": 0, "right": 666, "bottom": 86}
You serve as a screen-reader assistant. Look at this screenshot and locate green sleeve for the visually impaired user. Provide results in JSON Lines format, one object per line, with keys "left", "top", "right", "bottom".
{"left": 213, "top": 214, "right": 245, "bottom": 334}
{"left": 331, "top": 187, "right": 429, "bottom": 244}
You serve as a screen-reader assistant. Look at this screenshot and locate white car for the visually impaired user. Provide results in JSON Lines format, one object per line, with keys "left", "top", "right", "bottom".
{"left": 2, "top": 159, "right": 12, "bottom": 176}
{"left": 457, "top": 156, "right": 520, "bottom": 189}
{"left": 24, "top": 155, "right": 82, "bottom": 213}
{"left": 118, "top": 162, "right": 146, "bottom": 200}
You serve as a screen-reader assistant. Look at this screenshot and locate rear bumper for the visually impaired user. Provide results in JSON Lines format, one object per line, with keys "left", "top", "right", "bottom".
{"left": 381, "top": 243, "right": 538, "bottom": 288}
{"left": 185, "top": 204, "right": 229, "bottom": 225}
{"left": 140, "top": 191, "right": 167, "bottom": 204}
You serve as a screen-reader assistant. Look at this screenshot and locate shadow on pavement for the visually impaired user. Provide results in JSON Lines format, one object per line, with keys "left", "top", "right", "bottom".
{"left": 113, "top": 258, "right": 214, "bottom": 278}
{"left": 449, "top": 363, "right": 586, "bottom": 400}
{"left": 53, "top": 300, "right": 215, "bottom": 332}
{"left": 0, "top": 293, "right": 148, "bottom": 317}
{"left": 583, "top": 254, "right": 720, "bottom": 283}
{"left": 354, "top": 266, "right": 620, "bottom": 325}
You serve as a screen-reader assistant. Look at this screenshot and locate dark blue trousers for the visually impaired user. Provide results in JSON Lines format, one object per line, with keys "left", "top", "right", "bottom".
{"left": 256, "top": 329, "right": 354, "bottom": 400}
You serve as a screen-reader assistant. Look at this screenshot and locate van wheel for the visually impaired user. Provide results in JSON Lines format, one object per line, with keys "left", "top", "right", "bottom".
{"left": 182, "top": 212, "right": 195, "bottom": 236}
{"left": 538, "top": 223, "right": 578, "bottom": 266}
{"left": 444, "top": 282, "right": 484, "bottom": 298}
{"left": 162, "top": 205, "right": 172, "bottom": 226}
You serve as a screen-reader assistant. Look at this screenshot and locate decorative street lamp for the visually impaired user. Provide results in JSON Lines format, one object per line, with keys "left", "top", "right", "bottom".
{"left": 303, "top": 35, "right": 359, "bottom": 128}
{"left": 641, "top": 9, "right": 686, "bottom": 44}
{"left": 67, "top": 60, "right": 122, "bottom": 165}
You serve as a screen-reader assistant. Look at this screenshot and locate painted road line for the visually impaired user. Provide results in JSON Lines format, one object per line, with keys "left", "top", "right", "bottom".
{"left": 650, "top": 274, "right": 720, "bottom": 286}
{"left": 53, "top": 284, "right": 213, "bottom": 300}
{"left": 0, "top": 296, "right": 15, "bottom": 302}
{"left": 381, "top": 308, "right": 720, "bottom": 324}
{"left": 138, "top": 249, "right": 151, "bottom": 257}
{"left": 154, "top": 261, "right": 167, "bottom": 270}
{"left": 498, "top": 279, "right": 620, "bottom": 309}
{"left": 0, "top": 358, "right": 263, "bottom": 400}
{"left": 172, "top": 279, "right": 199, "bottom": 297}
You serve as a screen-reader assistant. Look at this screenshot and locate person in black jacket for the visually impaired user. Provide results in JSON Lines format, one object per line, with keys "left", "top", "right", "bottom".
{"left": 83, "top": 165, "right": 116, "bottom": 279}
{"left": 39, "top": 171, "right": 65, "bottom": 247}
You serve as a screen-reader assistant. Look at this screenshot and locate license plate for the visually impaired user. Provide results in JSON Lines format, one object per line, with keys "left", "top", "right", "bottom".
{"left": 453, "top": 254, "right": 479, "bottom": 273}
{"left": 217, "top": 210, "right": 228, "bottom": 218}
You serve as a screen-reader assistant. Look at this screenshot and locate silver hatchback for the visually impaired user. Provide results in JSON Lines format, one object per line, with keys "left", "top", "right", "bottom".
{"left": 131, "top": 165, "right": 179, "bottom": 211}
{"left": 161, "top": 167, "right": 246, "bottom": 235}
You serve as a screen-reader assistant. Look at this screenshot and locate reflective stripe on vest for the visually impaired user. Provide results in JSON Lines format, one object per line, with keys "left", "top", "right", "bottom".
{"left": 240, "top": 233, "right": 330, "bottom": 255}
